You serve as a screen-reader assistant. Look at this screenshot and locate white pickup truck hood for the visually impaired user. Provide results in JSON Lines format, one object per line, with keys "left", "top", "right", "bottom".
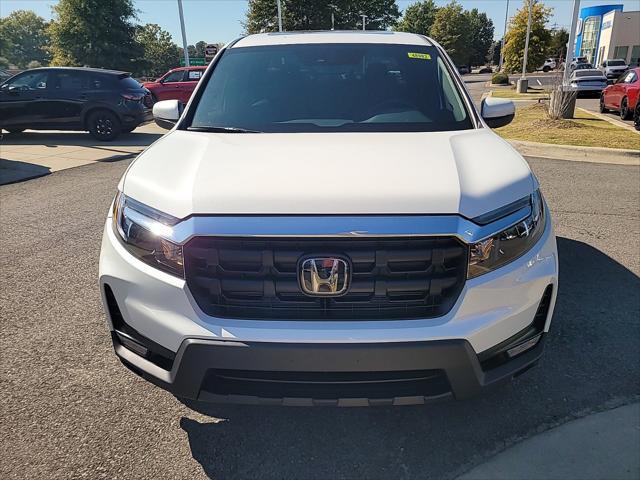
{"left": 123, "top": 129, "right": 535, "bottom": 220}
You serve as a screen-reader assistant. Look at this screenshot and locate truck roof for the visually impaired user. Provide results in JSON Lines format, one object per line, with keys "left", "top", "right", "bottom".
{"left": 232, "top": 31, "right": 434, "bottom": 48}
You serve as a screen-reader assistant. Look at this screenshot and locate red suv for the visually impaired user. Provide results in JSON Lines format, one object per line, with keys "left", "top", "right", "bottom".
{"left": 143, "top": 66, "right": 206, "bottom": 104}
{"left": 600, "top": 67, "right": 640, "bottom": 120}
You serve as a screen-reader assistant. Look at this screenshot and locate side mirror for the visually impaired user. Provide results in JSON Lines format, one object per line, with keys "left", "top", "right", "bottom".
{"left": 481, "top": 97, "right": 515, "bottom": 128}
{"left": 153, "top": 99, "right": 183, "bottom": 129}
{"left": 7, "top": 85, "right": 21, "bottom": 95}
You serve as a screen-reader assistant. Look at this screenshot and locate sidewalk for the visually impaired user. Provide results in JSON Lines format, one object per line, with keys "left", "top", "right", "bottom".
{"left": 0, "top": 123, "right": 164, "bottom": 185}
{"left": 458, "top": 402, "right": 640, "bottom": 480}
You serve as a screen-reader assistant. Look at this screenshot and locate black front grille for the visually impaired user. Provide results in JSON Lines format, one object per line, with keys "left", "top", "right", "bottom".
{"left": 201, "top": 368, "right": 451, "bottom": 401}
{"left": 184, "top": 237, "right": 468, "bottom": 320}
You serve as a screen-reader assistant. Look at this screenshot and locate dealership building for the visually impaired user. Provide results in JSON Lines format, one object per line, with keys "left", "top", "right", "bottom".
{"left": 574, "top": 4, "right": 640, "bottom": 66}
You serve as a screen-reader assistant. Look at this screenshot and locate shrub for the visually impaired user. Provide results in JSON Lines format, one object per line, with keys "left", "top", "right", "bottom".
{"left": 491, "top": 72, "right": 509, "bottom": 85}
{"left": 27, "top": 60, "right": 42, "bottom": 69}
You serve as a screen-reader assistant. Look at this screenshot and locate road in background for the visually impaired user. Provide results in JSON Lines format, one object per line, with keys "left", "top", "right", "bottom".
{"left": 1, "top": 155, "right": 638, "bottom": 479}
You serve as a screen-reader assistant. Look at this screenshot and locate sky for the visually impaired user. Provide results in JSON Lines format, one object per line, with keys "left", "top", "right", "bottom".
{"left": 2, "top": 0, "right": 640, "bottom": 45}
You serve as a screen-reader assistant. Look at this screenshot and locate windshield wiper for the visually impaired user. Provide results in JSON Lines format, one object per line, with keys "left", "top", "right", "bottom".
{"left": 187, "top": 126, "right": 262, "bottom": 133}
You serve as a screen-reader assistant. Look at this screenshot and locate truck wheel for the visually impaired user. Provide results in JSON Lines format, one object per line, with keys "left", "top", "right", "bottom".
{"left": 88, "top": 110, "right": 121, "bottom": 141}
{"left": 620, "top": 97, "right": 631, "bottom": 120}
{"left": 543, "top": 66, "right": 551, "bottom": 72}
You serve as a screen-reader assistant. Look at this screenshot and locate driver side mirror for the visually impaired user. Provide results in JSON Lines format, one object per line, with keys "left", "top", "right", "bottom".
{"left": 153, "top": 99, "right": 183, "bottom": 129}
{"left": 481, "top": 97, "right": 515, "bottom": 128}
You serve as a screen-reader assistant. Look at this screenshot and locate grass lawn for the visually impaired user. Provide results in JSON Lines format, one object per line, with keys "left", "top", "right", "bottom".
{"left": 490, "top": 89, "right": 549, "bottom": 99}
{"left": 495, "top": 104, "right": 640, "bottom": 150}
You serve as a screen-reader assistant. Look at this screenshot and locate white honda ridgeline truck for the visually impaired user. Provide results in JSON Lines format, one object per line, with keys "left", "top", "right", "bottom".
{"left": 99, "top": 31, "right": 558, "bottom": 406}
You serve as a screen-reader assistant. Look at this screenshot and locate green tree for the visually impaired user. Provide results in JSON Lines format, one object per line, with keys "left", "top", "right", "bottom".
{"left": 502, "top": 0, "right": 552, "bottom": 73}
{"left": 429, "top": 1, "right": 469, "bottom": 65}
{"left": 394, "top": 0, "right": 438, "bottom": 35}
{"left": 195, "top": 40, "right": 207, "bottom": 57}
{"left": 0, "top": 10, "right": 51, "bottom": 68}
{"left": 48, "top": 0, "right": 141, "bottom": 70}
{"left": 547, "top": 27, "right": 569, "bottom": 60}
{"left": 134, "top": 24, "right": 179, "bottom": 78}
{"left": 0, "top": 57, "right": 10, "bottom": 69}
{"left": 244, "top": 0, "right": 400, "bottom": 34}
{"left": 465, "top": 8, "right": 494, "bottom": 66}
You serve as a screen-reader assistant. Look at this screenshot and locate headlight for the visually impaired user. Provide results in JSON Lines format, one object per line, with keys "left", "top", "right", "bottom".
{"left": 112, "top": 192, "right": 184, "bottom": 277}
{"left": 468, "top": 190, "right": 545, "bottom": 279}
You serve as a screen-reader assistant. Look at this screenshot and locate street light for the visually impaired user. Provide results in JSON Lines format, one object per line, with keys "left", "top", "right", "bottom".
{"left": 516, "top": 0, "right": 533, "bottom": 93}
{"left": 177, "top": 0, "right": 189, "bottom": 67}
{"left": 277, "top": 0, "right": 283, "bottom": 32}
{"left": 522, "top": 0, "right": 533, "bottom": 78}
{"left": 498, "top": 0, "right": 510, "bottom": 72}
{"left": 563, "top": 0, "right": 581, "bottom": 86}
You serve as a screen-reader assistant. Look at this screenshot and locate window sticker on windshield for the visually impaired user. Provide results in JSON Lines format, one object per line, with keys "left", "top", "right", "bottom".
{"left": 407, "top": 52, "right": 431, "bottom": 60}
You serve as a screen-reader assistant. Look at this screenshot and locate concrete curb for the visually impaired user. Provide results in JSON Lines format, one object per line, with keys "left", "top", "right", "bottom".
{"left": 577, "top": 107, "right": 640, "bottom": 133}
{"left": 485, "top": 90, "right": 549, "bottom": 102}
{"left": 457, "top": 402, "right": 640, "bottom": 480}
{"left": 509, "top": 139, "right": 640, "bottom": 165}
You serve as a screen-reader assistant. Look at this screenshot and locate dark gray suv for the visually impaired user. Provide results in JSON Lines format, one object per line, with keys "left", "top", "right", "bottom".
{"left": 0, "top": 67, "right": 152, "bottom": 141}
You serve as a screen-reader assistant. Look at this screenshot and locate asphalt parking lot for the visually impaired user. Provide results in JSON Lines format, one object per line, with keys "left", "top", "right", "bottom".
{"left": 1, "top": 153, "right": 638, "bottom": 479}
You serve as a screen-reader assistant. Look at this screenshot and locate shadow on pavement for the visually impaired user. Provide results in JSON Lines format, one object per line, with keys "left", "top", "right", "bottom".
{"left": 0, "top": 158, "right": 51, "bottom": 185}
{"left": 0, "top": 129, "right": 163, "bottom": 148}
{"left": 178, "top": 237, "right": 639, "bottom": 480}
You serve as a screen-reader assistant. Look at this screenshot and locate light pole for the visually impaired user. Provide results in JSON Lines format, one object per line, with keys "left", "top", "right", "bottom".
{"left": 563, "top": 0, "right": 581, "bottom": 86}
{"left": 522, "top": 0, "right": 533, "bottom": 78}
{"left": 516, "top": 0, "right": 533, "bottom": 92}
{"left": 498, "top": 0, "right": 510, "bottom": 71}
{"left": 177, "top": 0, "right": 189, "bottom": 67}
{"left": 361, "top": 14, "right": 368, "bottom": 30}
{"left": 277, "top": 0, "right": 283, "bottom": 32}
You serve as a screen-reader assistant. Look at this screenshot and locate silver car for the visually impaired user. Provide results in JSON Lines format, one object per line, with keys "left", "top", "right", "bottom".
{"left": 600, "top": 59, "right": 629, "bottom": 80}
{"left": 570, "top": 69, "right": 608, "bottom": 95}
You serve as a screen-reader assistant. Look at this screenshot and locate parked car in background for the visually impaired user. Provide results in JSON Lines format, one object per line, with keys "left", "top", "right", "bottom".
{"left": 569, "top": 68, "right": 608, "bottom": 96}
{"left": 634, "top": 101, "right": 640, "bottom": 130}
{"left": 142, "top": 66, "right": 206, "bottom": 104}
{"left": 568, "top": 58, "right": 589, "bottom": 71}
{"left": 477, "top": 65, "right": 493, "bottom": 74}
{"left": 0, "top": 67, "right": 152, "bottom": 140}
{"left": 572, "top": 62, "right": 594, "bottom": 72}
{"left": 539, "top": 58, "right": 559, "bottom": 72}
{"left": 457, "top": 65, "right": 470, "bottom": 75}
{"left": 600, "top": 59, "right": 629, "bottom": 80}
{"left": 600, "top": 67, "right": 640, "bottom": 120}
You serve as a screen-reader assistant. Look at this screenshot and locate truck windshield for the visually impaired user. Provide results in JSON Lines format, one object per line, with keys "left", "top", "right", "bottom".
{"left": 188, "top": 43, "right": 473, "bottom": 133}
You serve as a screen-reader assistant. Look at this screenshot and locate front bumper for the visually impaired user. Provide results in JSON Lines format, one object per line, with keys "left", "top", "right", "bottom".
{"left": 100, "top": 212, "right": 558, "bottom": 405}
{"left": 113, "top": 333, "right": 547, "bottom": 405}
{"left": 120, "top": 106, "right": 153, "bottom": 128}
{"left": 606, "top": 71, "right": 626, "bottom": 79}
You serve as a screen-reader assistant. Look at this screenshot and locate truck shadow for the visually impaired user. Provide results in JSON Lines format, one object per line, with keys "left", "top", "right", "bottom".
{"left": 178, "top": 236, "right": 639, "bottom": 480}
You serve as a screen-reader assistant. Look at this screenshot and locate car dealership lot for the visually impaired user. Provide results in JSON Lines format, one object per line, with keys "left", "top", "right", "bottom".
{"left": 1, "top": 156, "right": 638, "bottom": 479}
